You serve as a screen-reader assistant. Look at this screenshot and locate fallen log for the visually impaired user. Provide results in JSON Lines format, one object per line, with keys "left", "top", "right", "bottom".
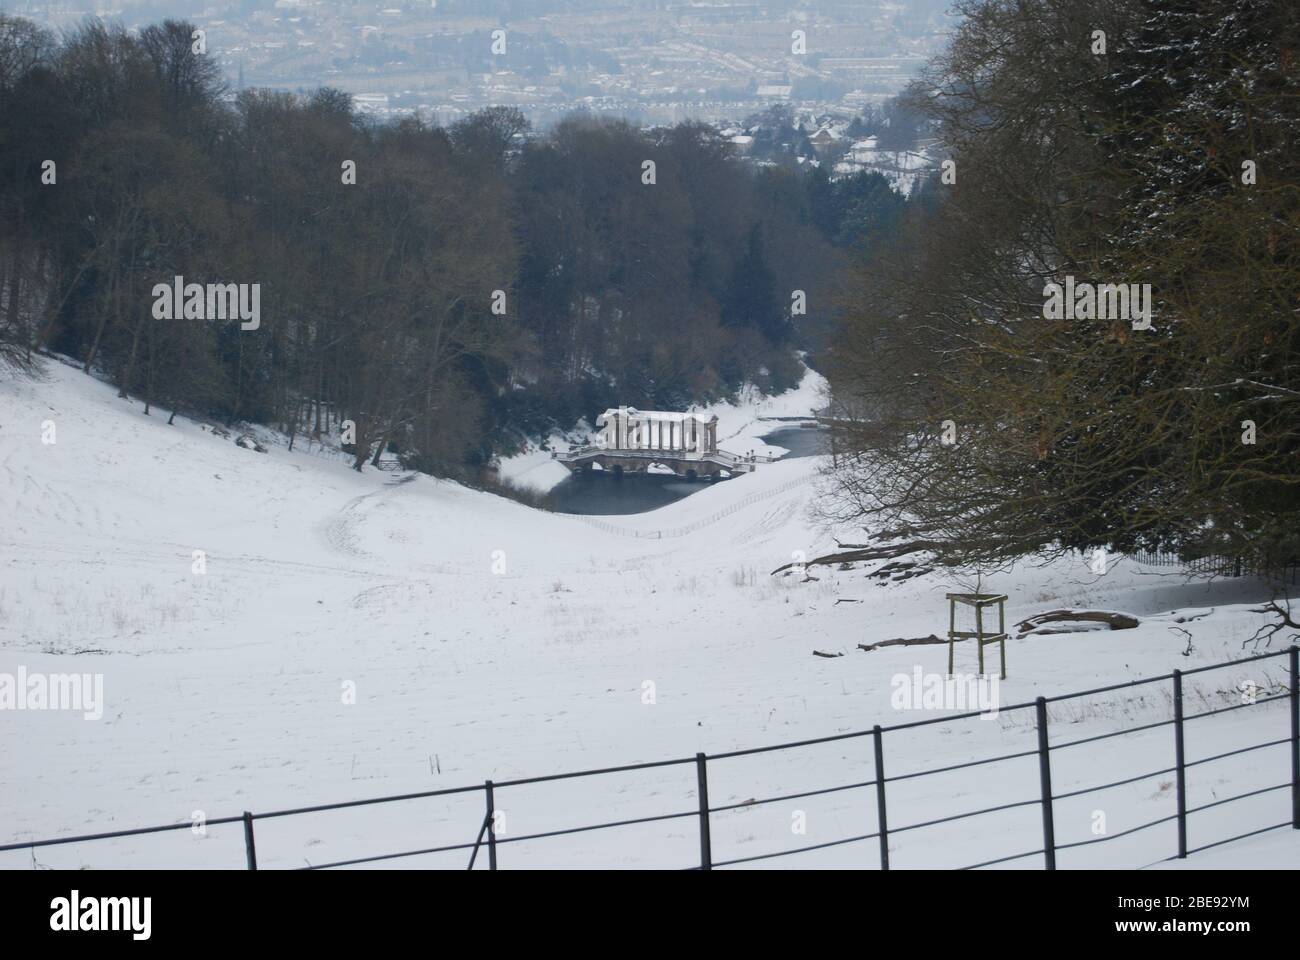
{"left": 812, "top": 649, "right": 845, "bottom": 658}
{"left": 771, "top": 540, "right": 934, "bottom": 576}
{"left": 1014, "top": 609, "right": 1139, "bottom": 637}
{"left": 857, "top": 634, "right": 945, "bottom": 652}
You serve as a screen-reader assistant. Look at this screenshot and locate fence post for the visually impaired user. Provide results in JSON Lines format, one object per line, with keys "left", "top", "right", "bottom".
{"left": 242, "top": 811, "right": 257, "bottom": 871}
{"left": 485, "top": 780, "right": 498, "bottom": 871}
{"left": 872, "top": 725, "right": 889, "bottom": 870}
{"left": 695, "top": 753, "right": 712, "bottom": 870}
{"left": 1034, "top": 697, "right": 1056, "bottom": 870}
{"left": 1290, "top": 646, "right": 1299, "bottom": 830}
{"left": 1173, "top": 670, "right": 1188, "bottom": 857}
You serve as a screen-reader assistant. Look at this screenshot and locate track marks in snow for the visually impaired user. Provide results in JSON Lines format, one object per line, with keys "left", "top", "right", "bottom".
{"left": 322, "top": 490, "right": 384, "bottom": 559}
{"left": 731, "top": 495, "right": 805, "bottom": 546}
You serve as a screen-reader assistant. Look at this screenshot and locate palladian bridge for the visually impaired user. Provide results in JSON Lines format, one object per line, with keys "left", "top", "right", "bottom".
{"left": 552, "top": 406, "right": 762, "bottom": 480}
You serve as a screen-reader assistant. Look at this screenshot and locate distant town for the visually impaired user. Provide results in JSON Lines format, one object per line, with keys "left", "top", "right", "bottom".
{"left": 13, "top": 0, "right": 952, "bottom": 135}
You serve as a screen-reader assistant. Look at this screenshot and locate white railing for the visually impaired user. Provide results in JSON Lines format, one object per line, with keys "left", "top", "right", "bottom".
{"left": 553, "top": 446, "right": 777, "bottom": 466}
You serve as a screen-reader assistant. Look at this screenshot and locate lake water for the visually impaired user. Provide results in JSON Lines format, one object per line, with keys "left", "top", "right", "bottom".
{"left": 547, "top": 425, "right": 827, "bottom": 515}
{"left": 760, "top": 424, "right": 829, "bottom": 459}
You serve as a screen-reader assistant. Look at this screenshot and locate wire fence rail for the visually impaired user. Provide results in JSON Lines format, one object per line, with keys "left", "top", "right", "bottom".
{"left": 3, "top": 647, "right": 1296, "bottom": 870}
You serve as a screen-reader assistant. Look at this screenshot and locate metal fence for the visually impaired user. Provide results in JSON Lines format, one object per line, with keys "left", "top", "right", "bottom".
{"left": 1130, "top": 549, "right": 1300, "bottom": 585}
{"left": 3, "top": 647, "right": 1296, "bottom": 870}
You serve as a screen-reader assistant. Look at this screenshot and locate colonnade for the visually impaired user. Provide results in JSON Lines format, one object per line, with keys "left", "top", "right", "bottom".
{"left": 595, "top": 407, "right": 718, "bottom": 455}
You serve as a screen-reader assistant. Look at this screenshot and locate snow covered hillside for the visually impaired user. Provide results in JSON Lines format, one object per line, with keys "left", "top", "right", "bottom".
{"left": 1, "top": 361, "right": 1295, "bottom": 869}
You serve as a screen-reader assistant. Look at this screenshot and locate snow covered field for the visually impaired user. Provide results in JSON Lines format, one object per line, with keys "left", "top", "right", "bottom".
{"left": 1, "top": 361, "right": 1296, "bottom": 869}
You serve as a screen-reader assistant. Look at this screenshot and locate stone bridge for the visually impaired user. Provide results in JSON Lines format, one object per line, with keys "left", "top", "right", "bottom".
{"left": 551, "top": 406, "right": 764, "bottom": 480}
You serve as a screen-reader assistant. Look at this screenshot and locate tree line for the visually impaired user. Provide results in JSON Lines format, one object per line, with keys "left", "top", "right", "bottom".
{"left": 826, "top": 0, "right": 1300, "bottom": 574}
{"left": 0, "top": 15, "right": 910, "bottom": 476}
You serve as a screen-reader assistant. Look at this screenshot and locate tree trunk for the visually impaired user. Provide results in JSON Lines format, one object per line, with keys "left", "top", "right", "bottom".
{"left": 85, "top": 233, "right": 124, "bottom": 374}
{"left": 351, "top": 422, "right": 371, "bottom": 472}
{"left": 83, "top": 303, "right": 112, "bottom": 374}
{"left": 118, "top": 312, "right": 146, "bottom": 399}
{"left": 5, "top": 258, "right": 22, "bottom": 346}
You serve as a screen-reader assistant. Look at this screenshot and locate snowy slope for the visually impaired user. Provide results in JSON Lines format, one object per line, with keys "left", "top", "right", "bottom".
{"left": 0, "top": 360, "right": 1295, "bottom": 869}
